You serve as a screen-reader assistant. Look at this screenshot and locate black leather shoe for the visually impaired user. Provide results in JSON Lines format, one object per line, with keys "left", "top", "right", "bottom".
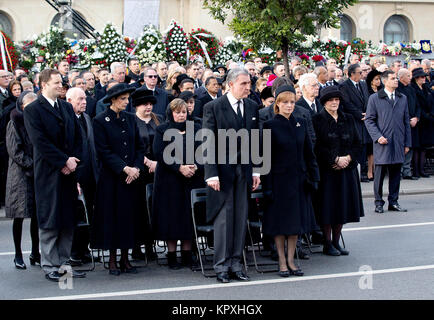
{"left": 45, "top": 271, "right": 62, "bottom": 282}
{"left": 375, "top": 205, "right": 384, "bottom": 213}
{"left": 278, "top": 269, "right": 290, "bottom": 277}
{"left": 216, "top": 272, "right": 230, "bottom": 283}
{"left": 109, "top": 268, "right": 121, "bottom": 276}
{"left": 29, "top": 253, "right": 41, "bottom": 266}
{"left": 388, "top": 204, "right": 407, "bottom": 212}
{"left": 229, "top": 271, "right": 250, "bottom": 281}
{"left": 333, "top": 243, "right": 349, "bottom": 255}
{"left": 403, "top": 175, "right": 418, "bottom": 180}
{"left": 289, "top": 267, "right": 304, "bottom": 276}
{"left": 323, "top": 242, "right": 341, "bottom": 256}
{"left": 14, "top": 257, "right": 27, "bottom": 270}
{"left": 420, "top": 172, "right": 430, "bottom": 178}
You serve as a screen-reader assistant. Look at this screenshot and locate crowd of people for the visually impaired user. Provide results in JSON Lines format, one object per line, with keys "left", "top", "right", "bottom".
{"left": 0, "top": 51, "right": 433, "bottom": 283}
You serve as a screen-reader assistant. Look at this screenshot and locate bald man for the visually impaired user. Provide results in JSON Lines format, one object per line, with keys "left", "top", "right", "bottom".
{"left": 66, "top": 87, "right": 99, "bottom": 265}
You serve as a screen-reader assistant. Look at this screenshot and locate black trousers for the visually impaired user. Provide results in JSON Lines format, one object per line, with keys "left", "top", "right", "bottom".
{"left": 374, "top": 164, "right": 402, "bottom": 207}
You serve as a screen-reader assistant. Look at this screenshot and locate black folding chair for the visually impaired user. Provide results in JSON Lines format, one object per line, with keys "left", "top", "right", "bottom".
{"left": 246, "top": 187, "right": 279, "bottom": 273}
{"left": 191, "top": 188, "right": 216, "bottom": 277}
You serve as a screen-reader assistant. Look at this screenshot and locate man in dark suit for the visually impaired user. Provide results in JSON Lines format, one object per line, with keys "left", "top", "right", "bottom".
{"left": 339, "top": 63, "right": 371, "bottom": 182}
{"left": 66, "top": 87, "right": 99, "bottom": 265}
{"left": 186, "top": 62, "right": 203, "bottom": 90}
{"left": 94, "top": 69, "right": 110, "bottom": 102}
{"left": 71, "top": 76, "right": 98, "bottom": 118}
{"left": 23, "top": 69, "right": 85, "bottom": 282}
{"left": 141, "top": 67, "right": 169, "bottom": 118}
{"left": 202, "top": 68, "right": 261, "bottom": 283}
{"left": 198, "top": 76, "right": 220, "bottom": 106}
{"left": 296, "top": 73, "right": 323, "bottom": 117}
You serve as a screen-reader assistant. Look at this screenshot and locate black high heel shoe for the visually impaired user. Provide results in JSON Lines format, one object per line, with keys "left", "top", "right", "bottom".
{"left": 288, "top": 265, "right": 304, "bottom": 276}
{"left": 29, "top": 253, "right": 41, "bottom": 266}
{"left": 119, "top": 260, "right": 138, "bottom": 274}
{"left": 14, "top": 257, "right": 27, "bottom": 270}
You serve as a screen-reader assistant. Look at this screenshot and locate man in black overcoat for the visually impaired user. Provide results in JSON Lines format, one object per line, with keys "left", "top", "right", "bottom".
{"left": 67, "top": 87, "right": 99, "bottom": 265}
{"left": 339, "top": 63, "right": 371, "bottom": 182}
{"left": 202, "top": 68, "right": 261, "bottom": 283}
{"left": 23, "top": 69, "right": 84, "bottom": 282}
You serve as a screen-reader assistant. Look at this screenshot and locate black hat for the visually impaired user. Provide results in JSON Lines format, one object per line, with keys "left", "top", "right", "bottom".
{"left": 260, "top": 86, "right": 273, "bottom": 100}
{"left": 260, "top": 66, "right": 273, "bottom": 76}
{"left": 173, "top": 74, "right": 194, "bottom": 93}
{"left": 412, "top": 67, "right": 428, "bottom": 79}
{"left": 319, "top": 85, "right": 343, "bottom": 106}
{"left": 131, "top": 88, "right": 157, "bottom": 107}
{"left": 274, "top": 85, "right": 296, "bottom": 99}
{"left": 366, "top": 69, "right": 382, "bottom": 89}
{"left": 103, "top": 83, "right": 136, "bottom": 104}
{"left": 213, "top": 65, "right": 227, "bottom": 73}
{"left": 178, "top": 91, "right": 197, "bottom": 102}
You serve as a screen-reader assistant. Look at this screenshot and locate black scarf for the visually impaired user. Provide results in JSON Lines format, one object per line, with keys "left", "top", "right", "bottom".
{"left": 166, "top": 107, "right": 187, "bottom": 131}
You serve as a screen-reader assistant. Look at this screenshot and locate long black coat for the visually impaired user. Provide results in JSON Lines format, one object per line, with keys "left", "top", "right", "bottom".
{"left": 397, "top": 81, "right": 420, "bottom": 148}
{"left": 202, "top": 95, "right": 259, "bottom": 222}
{"left": 312, "top": 109, "right": 364, "bottom": 225}
{"left": 23, "top": 95, "right": 82, "bottom": 229}
{"left": 90, "top": 108, "right": 145, "bottom": 250}
{"left": 339, "top": 79, "right": 371, "bottom": 144}
{"left": 5, "top": 107, "right": 35, "bottom": 219}
{"left": 262, "top": 114, "right": 319, "bottom": 236}
{"left": 152, "top": 121, "right": 204, "bottom": 240}
{"left": 411, "top": 81, "right": 434, "bottom": 148}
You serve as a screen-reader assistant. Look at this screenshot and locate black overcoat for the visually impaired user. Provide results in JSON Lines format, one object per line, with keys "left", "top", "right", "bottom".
{"left": 411, "top": 81, "right": 434, "bottom": 148}
{"left": 261, "top": 114, "right": 319, "bottom": 237}
{"left": 151, "top": 121, "right": 204, "bottom": 241}
{"left": 312, "top": 109, "right": 364, "bottom": 225}
{"left": 397, "top": 81, "right": 420, "bottom": 148}
{"left": 339, "top": 79, "right": 371, "bottom": 144}
{"left": 90, "top": 108, "right": 145, "bottom": 250}
{"left": 23, "top": 95, "right": 82, "bottom": 229}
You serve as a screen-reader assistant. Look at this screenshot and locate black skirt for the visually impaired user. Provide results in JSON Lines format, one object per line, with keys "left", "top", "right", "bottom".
{"left": 315, "top": 166, "right": 364, "bottom": 225}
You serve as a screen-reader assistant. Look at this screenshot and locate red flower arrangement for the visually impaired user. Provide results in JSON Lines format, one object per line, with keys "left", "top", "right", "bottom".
{"left": 312, "top": 55, "right": 324, "bottom": 62}
{"left": 0, "top": 31, "right": 19, "bottom": 71}
{"left": 188, "top": 28, "right": 219, "bottom": 63}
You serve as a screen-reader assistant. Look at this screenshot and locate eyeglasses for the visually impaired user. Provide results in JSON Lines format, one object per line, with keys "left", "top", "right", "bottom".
{"left": 147, "top": 75, "right": 158, "bottom": 78}
{"left": 0, "top": 75, "right": 8, "bottom": 79}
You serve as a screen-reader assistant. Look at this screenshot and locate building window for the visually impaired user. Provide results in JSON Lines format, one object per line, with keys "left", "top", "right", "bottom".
{"left": 340, "top": 15, "right": 354, "bottom": 42}
{"left": 0, "top": 11, "right": 13, "bottom": 37}
{"left": 383, "top": 15, "right": 409, "bottom": 44}
{"left": 51, "top": 11, "right": 86, "bottom": 39}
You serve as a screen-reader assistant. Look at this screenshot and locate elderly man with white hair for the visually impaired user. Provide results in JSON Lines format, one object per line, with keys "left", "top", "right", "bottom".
{"left": 66, "top": 87, "right": 99, "bottom": 266}
{"left": 295, "top": 73, "right": 323, "bottom": 116}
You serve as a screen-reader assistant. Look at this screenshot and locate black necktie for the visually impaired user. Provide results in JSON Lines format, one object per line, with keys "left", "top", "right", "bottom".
{"left": 236, "top": 100, "right": 243, "bottom": 123}
{"left": 53, "top": 101, "right": 60, "bottom": 113}
{"left": 311, "top": 102, "right": 317, "bottom": 113}
{"left": 390, "top": 93, "right": 395, "bottom": 104}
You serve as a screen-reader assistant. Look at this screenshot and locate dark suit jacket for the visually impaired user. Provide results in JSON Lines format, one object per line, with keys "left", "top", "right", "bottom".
{"left": 202, "top": 95, "right": 259, "bottom": 222}
{"left": 95, "top": 84, "right": 107, "bottom": 102}
{"left": 85, "top": 95, "right": 97, "bottom": 118}
{"left": 76, "top": 113, "right": 99, "bottom": 185}
{"left": 23, "top": 95, "right": 82, "bottom": 229}
{"left": 339, "top": 79, "right": 371, "bottom": 144}
{"left": 295, "top": 96, "right": 323, "bottom": 117}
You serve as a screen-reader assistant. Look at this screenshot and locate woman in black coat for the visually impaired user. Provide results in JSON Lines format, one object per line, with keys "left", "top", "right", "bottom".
{"left": 152, "top": 98, "right": 204, "bottom": 269}
{"left": 5, "top": 91, "right": 40, "bottom": 269}
{"left": 411, "top": 68, "right": 434, "bottom": 177}
{"left": 312, "top": 86, "right": 364, "bottom": 256}
{"left": 262, "top": 85, "right": 319, "bottom": 277}
{"left": 91, "top": 83, "right": 145, "bottom": 276}
{"left": 131, "top": 88, "right": 162, "bottom": 261}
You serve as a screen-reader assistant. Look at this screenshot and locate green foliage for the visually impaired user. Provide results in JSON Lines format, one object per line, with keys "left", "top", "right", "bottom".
{"left": 203, "top": 0, "right": 357, "bottom": 70}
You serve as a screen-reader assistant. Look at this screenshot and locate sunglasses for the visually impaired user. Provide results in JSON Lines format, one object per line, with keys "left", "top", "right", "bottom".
{"left": 147, "top": 75, "right": 158, "bottom": 78}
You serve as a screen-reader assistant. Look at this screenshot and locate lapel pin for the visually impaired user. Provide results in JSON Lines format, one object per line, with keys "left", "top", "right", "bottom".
{"left": 105, "top": 117, "right": 110, "bottom": 122}
{"left": 296, "top": 122, "right": 301, "bottom": 127}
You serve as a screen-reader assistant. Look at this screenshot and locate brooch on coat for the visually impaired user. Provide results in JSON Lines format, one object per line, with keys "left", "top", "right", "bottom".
{"left": 296, "top": 122, "right": 301, "bottom": 127}
{"left": 105, "top": 117, "right": 110, "bottom": 122}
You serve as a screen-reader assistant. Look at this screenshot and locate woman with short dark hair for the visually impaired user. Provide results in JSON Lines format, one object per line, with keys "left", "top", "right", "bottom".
{"left": 152, "top": 98, "right": 204, "bottom": 269}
